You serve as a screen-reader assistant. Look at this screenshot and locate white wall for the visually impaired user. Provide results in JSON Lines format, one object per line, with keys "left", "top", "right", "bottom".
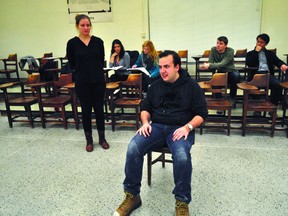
{"left": 0, "top": 0, "right": 287, "bottom": 79}
{"left": 0, "top": 0, "right": 149, "bottom": 78}
{"left": 260, "top": 0, "right": 288, "bottom": 61}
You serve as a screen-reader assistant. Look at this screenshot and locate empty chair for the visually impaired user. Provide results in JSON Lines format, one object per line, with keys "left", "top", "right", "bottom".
{"left": 38, "top": 52, "right": 60, "bottom": 82}
{"left": 0, "top": 54, "right": 20, "bottom": 82}
{"left": 234, "top": 49, "right": 247, "bottom": 80}
{"left": 178, "top": 50, "right": 188, "bottom": 70}
{"left": 237, "top": 73, "right": 277, "bottom": 137}
{"left": 0, "top": 74, "right": 40, "bottom": 128}
{"left": 110, "top": 73, "right": 142, "bottom": 131}
{"left": 280, "top": 81, "right": 288, "bottom": 137}
{"left": 126, "top": 50, "right": 140, "bottom": 68}
{"left": 198, "top": 72, "right": 232, "bottom": 135}
{"left": 34, "top": 73, "right": 77, "bottom": 129}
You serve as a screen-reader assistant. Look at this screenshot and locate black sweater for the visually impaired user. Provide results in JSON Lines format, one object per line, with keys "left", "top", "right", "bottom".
{"left": 141, "top": 69, "right": 208, "bottom": 126}
{"left": 246, "top": 47, "right": 285, "bottom": 75}
{"left": 66, "top": 36, "right": 105, "bottom": 84}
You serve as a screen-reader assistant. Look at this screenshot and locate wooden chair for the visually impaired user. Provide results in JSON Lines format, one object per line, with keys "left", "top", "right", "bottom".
{"left": 157, "top": 50, "right": 162, "bottom": 56}
{"left": 237, "top": 73, "right": 277, "bottom": 137}
{"left": 178, "top": 50, "right": 188, "bottom": 70}
{"left": 147, "top": 144, "right": 172, "bottom": 186}
{"left": 0, "top": 54, "right": 20, "bottom": 82}
{"left": 0, "top": 74, "right": 40, "bottom": 128}
{"left": 198, "top": 72, "right": 232, "bottom": 135}
{"left": 34, "top": 73, "right": 76, "bottom": 129}
{"left": 126, "top": 50, "right": 140, "bottom": 67}
{"left": 110, "top": 74, "right": 142, "bottom": 131}
{"left": 280, "top": 81, "right": 288, "bottom": 137}
{"left": 234, "top": 49, "right": 247, "bottom": 80}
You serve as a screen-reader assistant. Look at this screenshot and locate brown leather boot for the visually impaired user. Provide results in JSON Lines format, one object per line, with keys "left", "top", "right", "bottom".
{"left": 98, "top": 130, "right": 110, "bottom": 149}
{"left": 84, "top": 131, "right": 93, "bottom": 152}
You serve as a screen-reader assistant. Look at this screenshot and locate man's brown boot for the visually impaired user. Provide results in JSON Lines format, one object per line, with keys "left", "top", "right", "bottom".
{"left": 113, "top": 192, "right": 142, "bottom": 216}
{"left": 175, "top": 199, "right": 189, "bottom": 216}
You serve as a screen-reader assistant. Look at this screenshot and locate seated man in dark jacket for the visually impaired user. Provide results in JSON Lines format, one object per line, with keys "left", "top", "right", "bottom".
{"left": 246, "top": 33, "right": 288, "bottom": 107}
{"left": 114, "top": 50, "right": 208, "bottom": 216}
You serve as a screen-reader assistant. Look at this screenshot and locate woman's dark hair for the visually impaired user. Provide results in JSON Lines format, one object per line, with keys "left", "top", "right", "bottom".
{"left": 159, "top": 50, "right": 181, "bottom": 67}
{"left": 110, "top": 39, "right": 125, "bottom": 59}
{"left": 75, "top": 14, "right": 92, "bottom": 26}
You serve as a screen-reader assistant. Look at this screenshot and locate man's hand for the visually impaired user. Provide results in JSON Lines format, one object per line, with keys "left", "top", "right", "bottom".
{"left": 255, "top": 45, "right": 262, "bottom": 52}
{"left": 280, "top": 64, "right": 288, "bottom": 72}
{"left": 172, "top": 125, "right": 190, "bottom": 141}
{"left": 200, "top": 62, "right": 210, "bottom": 70}
{"left": 136, "top": 123, "right": 152, "bottom": 137}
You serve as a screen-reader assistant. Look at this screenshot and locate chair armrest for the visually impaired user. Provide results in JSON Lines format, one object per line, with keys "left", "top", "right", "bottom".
{"left": 106, "top": 81, "right": 120, "bottom": 90}
{"left": 28, "top": 82, "right": 51, "bottom": 88}
{"left": 280, "top": 82, "right": 288, "bottom": 89}
{"left": 0, "top": 82, "right": 15, "bottom": 89}
{"left": 63, "top": 82, "right": 75, "bottom": 89}
{"left": 237, "top": 82, "right": 258, "bottom": 90}
{"left": 198, "top": 81, "right": 211, "bottom": 89}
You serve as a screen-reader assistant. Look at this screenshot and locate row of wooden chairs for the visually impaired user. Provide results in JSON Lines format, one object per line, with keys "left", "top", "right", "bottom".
{"left": 0, "top": 52, "right": 70, "bottom": 84}
{"left": 0, "top": 73, "right": 77, "bottom": 129}
{"left": 199, "top": 73, "right": 288, "bottom": 137}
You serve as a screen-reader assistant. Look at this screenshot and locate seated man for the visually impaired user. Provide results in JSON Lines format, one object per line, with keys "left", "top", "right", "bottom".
{"left": 201, "top": 36, "right": 240, "bottom": 110}
{"left": 114, "top": 50, "right": 208, "bottom": 216}
{"left": 246, "top": 33, "right": 288, "bottom": 111}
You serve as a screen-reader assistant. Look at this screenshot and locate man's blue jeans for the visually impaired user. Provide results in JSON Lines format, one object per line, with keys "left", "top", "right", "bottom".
{"left": 123, "top": 123, "right": 195, "bottom": 204}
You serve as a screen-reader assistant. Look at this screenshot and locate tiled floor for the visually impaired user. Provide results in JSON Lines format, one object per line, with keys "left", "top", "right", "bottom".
{"left": 0, "top": 108, "right": 288, "bottom": 216}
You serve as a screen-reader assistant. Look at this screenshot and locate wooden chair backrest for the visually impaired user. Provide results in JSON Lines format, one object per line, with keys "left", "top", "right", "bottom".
{"left": 120, "top": 74, "right": 142, "bottom": 98}
{"left": 204, "top": 72, "right": 228, "bottom": 96}
{"left": 247, "top": 73, "right": 270, "bottom": 98}
{"left": 234, "top": 49, "right": 247, "bottom": 57}
{"left": 202, "top": 50, "right": 211, "bottom": 58}
{"left": 178, "top": 50, "right": 188, "bottom": 58}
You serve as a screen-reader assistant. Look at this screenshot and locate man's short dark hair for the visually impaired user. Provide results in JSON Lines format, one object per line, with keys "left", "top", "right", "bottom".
{"left": 217, "top": 36, "right": 228, "bottom": 45}
{"left": 257, "top": 33, "right": 270, "bottom": 44}
{"left": 159, "top": 50, "right": 181, "bottom": 67}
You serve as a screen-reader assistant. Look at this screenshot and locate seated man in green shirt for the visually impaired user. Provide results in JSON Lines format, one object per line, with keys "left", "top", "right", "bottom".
{"left": 201, "top": 36, "right": 240, "bottom": 110}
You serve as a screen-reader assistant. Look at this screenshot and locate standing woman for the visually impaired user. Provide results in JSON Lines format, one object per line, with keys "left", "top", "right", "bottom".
{"left": 132, "top": 40, "right": 160, "bottom": 92}
{"left": 109, "top": 39, "right": 130, "bottom": 82}
{"left": 66, "top": 14, "right": 109, "bottom": 152}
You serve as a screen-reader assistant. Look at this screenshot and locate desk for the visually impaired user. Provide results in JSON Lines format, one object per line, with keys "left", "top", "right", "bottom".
{"left": 191, "top": 55, "right": 201, "bottom": 81}
{"left": 191, "top": 55, "right": 214, "bottom": 81}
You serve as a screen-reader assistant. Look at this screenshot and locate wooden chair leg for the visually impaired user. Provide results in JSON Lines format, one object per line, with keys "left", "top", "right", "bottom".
{"left": 61, "top": 106, "right": 67, "bottom": 129}
{"left": 147, "top": 151, "right": 152, "bottom": 186}
{"left": 39, "top": 106, "right": 46, "bottom": 129}
{"left": 111, "top": 106, "right": 115, "bottom": 132}
{"left": 136, "top": 107, "right": 140, "bottom": 130}
{"left": 162, "top": 152, "right": 166, "bottom": 168}
{"left": 25, "top": 105, "right": 34, "bottom": 128}
{"left": 227, "top": 108, "right": 231, "bottom": 136}
{"left": 271, "top": 110, "right": 276, "bottom": 137}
